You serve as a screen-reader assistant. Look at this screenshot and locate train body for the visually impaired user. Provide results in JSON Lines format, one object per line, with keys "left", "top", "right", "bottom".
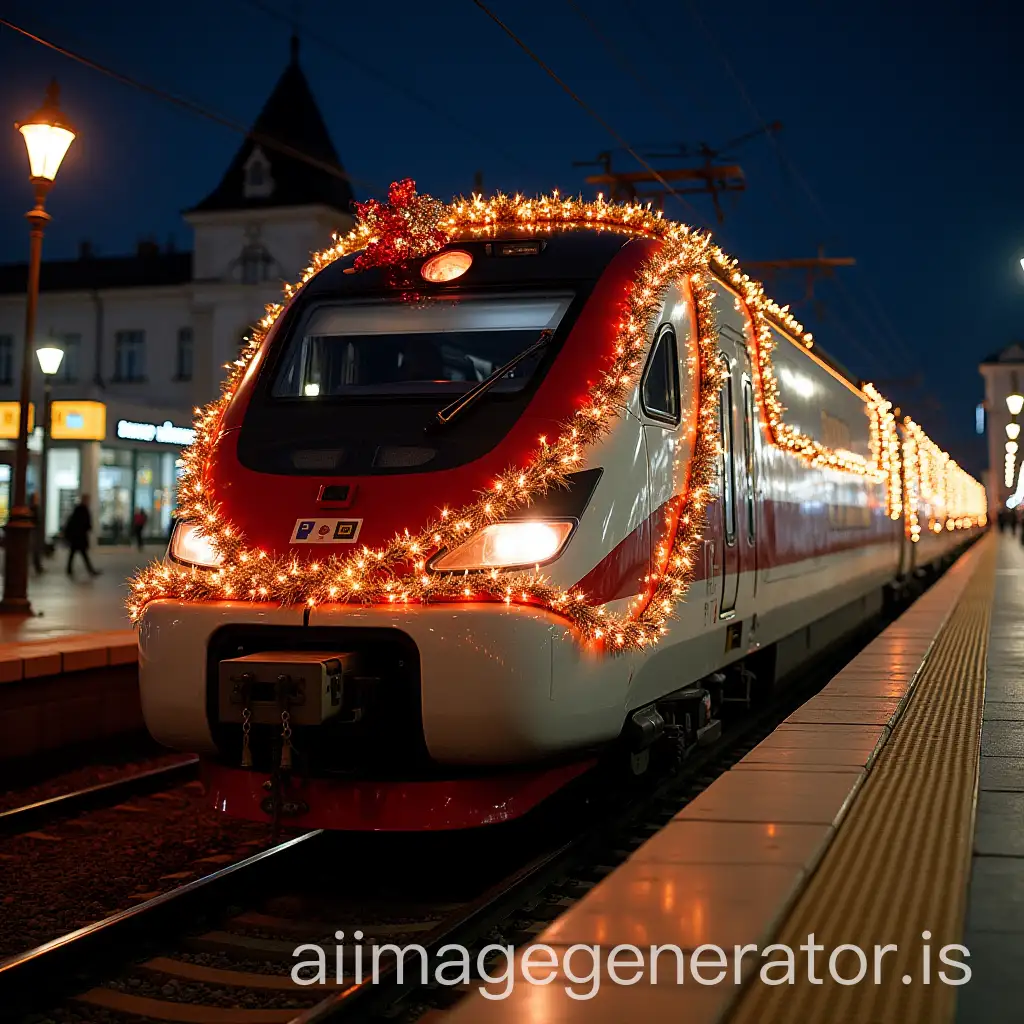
{"left": 133, "top": 189, "right": 986, "bottom": 830}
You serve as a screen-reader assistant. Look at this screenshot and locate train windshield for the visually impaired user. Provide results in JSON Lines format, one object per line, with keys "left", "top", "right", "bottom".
{"left": 271, "top": 293, "right": 574, "bottom": 398}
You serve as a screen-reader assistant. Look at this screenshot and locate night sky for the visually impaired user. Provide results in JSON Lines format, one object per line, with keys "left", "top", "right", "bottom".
{"left": 1, "top": 0, "right": 1022, "bottom": 476}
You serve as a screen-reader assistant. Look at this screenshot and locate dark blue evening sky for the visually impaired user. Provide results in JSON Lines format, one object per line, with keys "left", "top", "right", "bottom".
{"left": 1, "top": 0, "right": 1022, "bottom": 475}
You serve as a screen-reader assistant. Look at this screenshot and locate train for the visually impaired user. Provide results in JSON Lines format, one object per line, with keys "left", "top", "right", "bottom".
{"left": 129, "top": 182, "right": 987, "bottom": 831}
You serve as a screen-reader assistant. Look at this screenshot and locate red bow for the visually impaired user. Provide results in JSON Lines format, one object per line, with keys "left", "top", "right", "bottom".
{"left": 353, "top": 179, "right": 450, "bottom": 270}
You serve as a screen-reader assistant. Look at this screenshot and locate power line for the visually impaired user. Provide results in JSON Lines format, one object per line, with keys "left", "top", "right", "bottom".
{"left": 682, "top": 0, "right": 918, "bottom": 373}
{"left": 235, "top": 0, "right": 538, "bottom": 179}
{"left": 470, "top": 0, "right": 715, "bottom": 232}
{"left": 562, "top": 0, "right": 687, "bottom": 135}
{"left": 0, "top": 14, "right": 379, "bottom": 193}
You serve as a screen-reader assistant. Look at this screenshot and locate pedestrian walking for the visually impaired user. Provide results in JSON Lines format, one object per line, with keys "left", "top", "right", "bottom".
{"left": 64, "top": 494, "right": 101, "bottom": 577}
{"left": 29, "top": 491, "right": 43, "bottom": 574}
{"left": 131, "top": 507, "right": 147, "bottom": 551}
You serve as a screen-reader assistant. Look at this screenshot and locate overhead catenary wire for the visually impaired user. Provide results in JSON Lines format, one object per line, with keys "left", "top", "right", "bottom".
{"left": 0, "top": 15, "right": 380, "bottom": 193}
{"left": 470, "top": 0, "right": 716, "bottom": 234}
{"left": 682, "top": 0, "right": 919, "bottom": 374}
{"left": 235, "top": 0, "right": 539, "bottom": 179}
{"left": 562, "top": 0, "right": 688, "bottom": 137}
{"left": 591, "top": 0, "right": 889, "bottom": 379}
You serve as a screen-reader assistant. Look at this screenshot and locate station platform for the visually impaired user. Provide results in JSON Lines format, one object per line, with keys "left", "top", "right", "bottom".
{"left": 0, "top": 547, "right": 146, "bottom": 762}
{"left": 444, "top": 530, "right": 1014, "bottom": 1023}
{"left": 0, "top": 544, "right": 153, "bottom": 642}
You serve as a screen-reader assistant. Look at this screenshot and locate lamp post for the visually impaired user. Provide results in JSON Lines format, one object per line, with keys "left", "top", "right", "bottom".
{"left": 35, "top": 345, "right": 64, "bottom": 567}
{"left": 0, "top": 80, "right": 76, "bottom": 614}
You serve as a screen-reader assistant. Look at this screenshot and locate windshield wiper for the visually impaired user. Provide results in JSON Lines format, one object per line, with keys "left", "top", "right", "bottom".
{"left": 427, "top": 330, "right": 554, "bottom": 432}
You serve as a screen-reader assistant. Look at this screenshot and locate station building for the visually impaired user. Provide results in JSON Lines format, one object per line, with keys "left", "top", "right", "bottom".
{"left": 979, "top": 341, "right": 1024, "bottom": 514}
{"left": 0, "top": 37, "right": 354, "bottom": 543}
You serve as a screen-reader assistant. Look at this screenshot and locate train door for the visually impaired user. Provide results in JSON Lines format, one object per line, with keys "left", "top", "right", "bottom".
{"left": 740, "top": 346, "right": 758, "bottom": 598}
{"left": 717, "top": 351, "right": 740, "bottom": 617}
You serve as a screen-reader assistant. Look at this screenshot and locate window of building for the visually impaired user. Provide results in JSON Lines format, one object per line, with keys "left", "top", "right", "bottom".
{"left": 0, "top": 335, "right": 13, "bottom": 385}
{"left": 60, "top": 332, "right": 81, "bottom": 383}
{"left": 640, "top": 324, "right": 680, "bottom": 423}
{"left": 176, "top": 326, "right": 193, "bottom": 380}
{"left": 114, "top": 330, "right": 146, "bottom": 382}
{"left": 241, "top": 245, "right": 273, "bottom": 284}
{"left": 242, "top": 146, "right": 274, "bottom": 199}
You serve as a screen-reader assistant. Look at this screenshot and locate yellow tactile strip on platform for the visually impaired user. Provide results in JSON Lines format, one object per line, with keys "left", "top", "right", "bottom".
{"left": 727, "top": 535, "right": 997, "bottom": 1024}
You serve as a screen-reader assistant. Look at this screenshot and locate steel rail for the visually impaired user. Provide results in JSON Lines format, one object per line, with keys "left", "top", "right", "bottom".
{"left": 0, "top": 756, "right": 201, "bottom": 837}
{"left": 0, "top": 828, "right": 323, "bottom": 1019}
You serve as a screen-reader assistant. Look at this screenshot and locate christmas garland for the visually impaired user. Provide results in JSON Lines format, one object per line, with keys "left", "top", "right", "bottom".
{"left": 126, "top": 182, "right": 984, "bottom": 649}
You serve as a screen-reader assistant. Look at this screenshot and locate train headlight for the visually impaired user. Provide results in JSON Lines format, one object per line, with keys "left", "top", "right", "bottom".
{"left": 429, "top": 520, "right": 575, "bottom": 572}
{"left": 169, "top": 521, "right": 224, "bottom": 570}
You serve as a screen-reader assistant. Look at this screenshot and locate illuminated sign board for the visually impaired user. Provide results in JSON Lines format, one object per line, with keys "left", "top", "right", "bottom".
{"left": 50, "top": 401, "right": 106, "bottom": 441}
{"left": 116, "top": 419, "right": 196, "bottom": 445}
{"left": 0, "top": 403, "right": 34, "bottom": 439}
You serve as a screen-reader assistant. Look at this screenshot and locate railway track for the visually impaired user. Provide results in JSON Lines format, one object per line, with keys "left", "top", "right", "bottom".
{"left": 0, "top": 756, "right": 200, "bottom": 837}
{"left": 0, "top": 560, "right": 961, "bottom": 1024}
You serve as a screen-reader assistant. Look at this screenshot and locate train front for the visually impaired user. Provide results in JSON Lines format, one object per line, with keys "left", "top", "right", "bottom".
{"left": 135, "top": 226, "right": 660, "bottom": 830}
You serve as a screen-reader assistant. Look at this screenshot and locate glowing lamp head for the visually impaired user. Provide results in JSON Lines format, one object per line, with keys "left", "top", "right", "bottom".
{"left": 1008, "top": 423, "right": 1021, "bottom": 440}
{"left": 1008, "top": 393, "right": 1024, "bottom": 417}
{"left": 429, "top": 519, "right": 575, "bottom": 571}
{"left": 169, "top": 521, "right": 223, "bottom": 570}
{"left": 35, "top": 345, "right": 64, "bottom": 376}
{"left": 421, "top": 250, "right": 472, "bottom": 283}
{"left": 17, "top": 80, "right": 76, "bottom": 183}
{"left": 488, "top": 522, "right": 566, "bottom": 565}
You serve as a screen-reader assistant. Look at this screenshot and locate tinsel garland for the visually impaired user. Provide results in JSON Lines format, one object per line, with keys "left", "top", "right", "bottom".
{"left": 863, "top": 383, "right": 903, "bottom": 520}
{"left": 126, "top": 185, "right": 986, "bottom": 649}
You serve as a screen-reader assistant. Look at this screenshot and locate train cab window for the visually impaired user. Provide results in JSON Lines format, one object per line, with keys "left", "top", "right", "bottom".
{"left": 719, "top": 358, "right": 736, "bottom": 545}
{"left": 640, "top": 325, "right": 680, "bottom": 423}
{"left": 271, "top": 294, "right": 573, "bottom": 398}
{"left": 743, "top": 377, "right": 756, "bottom": 542}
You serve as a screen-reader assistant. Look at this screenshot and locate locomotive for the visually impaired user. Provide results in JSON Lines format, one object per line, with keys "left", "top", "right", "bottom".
{"left": 130, "top": 184, "right": 986, "bottom": 830}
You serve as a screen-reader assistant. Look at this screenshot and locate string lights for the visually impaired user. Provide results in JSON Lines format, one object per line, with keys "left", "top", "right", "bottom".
{"left": 125, "top": 183, "right": 987, "bottom": 651}
{"left": 863, "top": 384, "right": 903, "bottom": 520}
{"left": 900, "top": 418, "right": 986, "bottom": 542}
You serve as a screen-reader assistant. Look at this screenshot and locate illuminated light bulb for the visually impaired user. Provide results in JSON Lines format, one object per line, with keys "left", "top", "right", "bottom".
{"left": 1009, "top": 394, "right": 1024, "bottom": 416}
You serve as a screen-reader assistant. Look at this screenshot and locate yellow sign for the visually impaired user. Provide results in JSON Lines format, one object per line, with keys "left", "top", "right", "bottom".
{"left": 50, "top": 401, "right": 106, "bottom": 441}
{"left": 0, "top": 403, "right": 34, "bottom": 439}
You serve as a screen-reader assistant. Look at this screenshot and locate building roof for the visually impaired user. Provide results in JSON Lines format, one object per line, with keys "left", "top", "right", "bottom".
{"left": 0, "top": 245, "right": 192, "bottom": 296}
{"left": 187, "top": 36, "right": 355, "bottom": 216}
{"left": 981, "top": 342, "right": 1024, "bottom": 365}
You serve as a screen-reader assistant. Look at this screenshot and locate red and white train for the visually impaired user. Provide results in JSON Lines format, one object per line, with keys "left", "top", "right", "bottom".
{"left": 132, "top": 189, "right": 986, "bottom": 830}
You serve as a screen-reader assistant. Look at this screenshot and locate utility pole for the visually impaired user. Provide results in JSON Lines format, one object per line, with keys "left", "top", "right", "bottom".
{"left": 743, "top": 247, "right": 856, "bottom": 305}
{"left": 573, "top": 122, "right": 782, "bottom": 224}
{"left": 573, "top": 150, "right": 743, "bottom": 222}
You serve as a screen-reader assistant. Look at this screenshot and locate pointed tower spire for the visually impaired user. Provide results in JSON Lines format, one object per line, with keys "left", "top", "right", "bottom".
{"left": 289, "top": 0, "right": 301, "bottom": 64}
{"left": 186, "top": 32, "right": 354, "bottom": 216}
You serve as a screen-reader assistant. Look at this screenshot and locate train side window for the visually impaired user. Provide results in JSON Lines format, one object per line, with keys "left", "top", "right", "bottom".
{"left": 719, "top": 358, "right": 736, "bottom": 545}
{"left": 641, "top": 325, "right": 680, "bottom": 424}
{"left": 743, "top": 377, "right": 756, "bottom": 542}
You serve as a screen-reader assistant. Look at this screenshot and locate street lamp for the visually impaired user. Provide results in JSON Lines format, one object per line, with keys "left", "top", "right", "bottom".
{"left": 35, "top": 344, "right": 64, "bottom": 568}
{"left": 0, "top": 81, "right": 76, "bottom": 614}
{"left": 1008, "top": 394, "right": 1024, "bottom": 417}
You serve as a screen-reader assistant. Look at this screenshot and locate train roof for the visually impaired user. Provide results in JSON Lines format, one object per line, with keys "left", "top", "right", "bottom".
{"left": 301, "top": 221, "right": 868, "bottom": 398}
